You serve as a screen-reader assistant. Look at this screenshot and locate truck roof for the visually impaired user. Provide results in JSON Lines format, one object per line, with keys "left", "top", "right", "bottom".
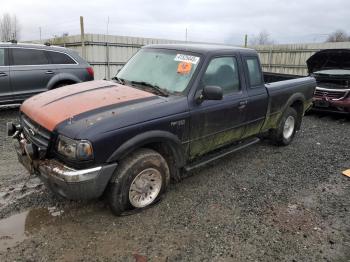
{"left": 144, "top": 43, "right": 257, "bottom": 55}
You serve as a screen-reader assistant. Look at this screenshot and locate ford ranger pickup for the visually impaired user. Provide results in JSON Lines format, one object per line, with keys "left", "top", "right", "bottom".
{"left": 8, "top": 44, "right": 316, "bottom": 215}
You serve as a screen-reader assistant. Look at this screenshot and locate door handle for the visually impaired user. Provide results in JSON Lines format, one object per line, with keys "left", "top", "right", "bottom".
{"left": 45, "top": 70, "right": 54, "bottom": 74}
{"left": 238, "top": 100, "right": 248, "bottom": 110}
{"left": 0, "top": 72, "right": 7, "bottom": 77}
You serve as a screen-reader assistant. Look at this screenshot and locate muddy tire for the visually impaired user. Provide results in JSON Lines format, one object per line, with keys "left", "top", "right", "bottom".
{"left": 270, "top": 107, "right": 298, "bottom": 146}
{"left": 107, "top": 148, "right": 170, "bottom": 216}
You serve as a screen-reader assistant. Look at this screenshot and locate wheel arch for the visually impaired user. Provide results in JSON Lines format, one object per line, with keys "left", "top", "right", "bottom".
{"left": 107, "top": 130, "right": 186, "bottom": 180}
{"left": 284, "top": 93, "right": 305, "bottom": 130}
{"left": 47, "top": 73, "right": 81, "bottom": 90}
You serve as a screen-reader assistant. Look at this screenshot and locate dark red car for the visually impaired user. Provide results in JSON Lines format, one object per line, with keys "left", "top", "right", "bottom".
{"left": 307, "top": 49, "right": 350, "bottom": 113}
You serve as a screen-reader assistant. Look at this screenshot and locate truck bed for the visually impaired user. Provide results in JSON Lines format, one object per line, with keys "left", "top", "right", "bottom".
{"left": 263, "top": 72, "right": 304, "bottom": 83}
{"left": 261, "top": 75, "right": 316, "bottom": 132}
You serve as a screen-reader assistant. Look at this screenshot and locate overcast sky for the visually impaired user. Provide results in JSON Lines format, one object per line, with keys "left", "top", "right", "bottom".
{"left": 3, "top": 0, "right": 350, "bottom": 45}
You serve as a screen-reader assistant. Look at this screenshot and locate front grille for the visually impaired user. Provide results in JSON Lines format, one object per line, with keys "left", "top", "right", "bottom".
{"left": 21, "top": 114, "right": 52, "bottom": 150}
{"left": 314, "top": 88, "right": 348, "bottom": 100}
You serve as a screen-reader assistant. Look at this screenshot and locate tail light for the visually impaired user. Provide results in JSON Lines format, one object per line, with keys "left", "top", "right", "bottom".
{"left": 86, "top": 67, "right": 94, "bottom": 79}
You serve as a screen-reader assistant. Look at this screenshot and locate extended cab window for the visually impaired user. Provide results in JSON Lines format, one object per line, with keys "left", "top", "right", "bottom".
{"left": 0, "top": 49, "right": 4, "bottom": 66}
{"left": 12, "top": 48, "right": 49, "bottom": 66}
{"left": 48, "top": 51, "right": 76, "bottom": 64}
{"left": 245, "top": 57, "right": 263, "bottom": 87}
{"left": 202, "top": 57, "right": 240, "bottom": 94}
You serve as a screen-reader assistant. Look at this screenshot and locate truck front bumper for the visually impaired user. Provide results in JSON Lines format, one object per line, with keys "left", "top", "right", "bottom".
{"left": 14, "top": 142, "right": 117, "bottom": 200}
{"left": 312, "top": 97, "right": 350, "bottom": 113}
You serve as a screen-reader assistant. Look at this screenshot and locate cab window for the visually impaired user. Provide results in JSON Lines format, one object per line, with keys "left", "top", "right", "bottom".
{"left": 202, "top": 57, "right": 240, "bottom": 95}
{"left": 245, "top": 57, "right": 263, "bottom": 87}
{"left": 0, "top": 49, "right": 5, "bottom": 66}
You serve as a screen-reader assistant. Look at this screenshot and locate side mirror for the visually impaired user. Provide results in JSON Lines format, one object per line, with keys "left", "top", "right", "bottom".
{"left": 199, "top": 86, "right": 223, "bottom": 102}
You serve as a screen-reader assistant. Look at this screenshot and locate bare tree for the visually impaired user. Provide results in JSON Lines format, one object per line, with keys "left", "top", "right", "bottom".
{"left": 12, "top": 15, "right": 20, "bottom": 40}
{"left": 325, "top": 30, "right": 349, "bottom": 42}
{"left": 249, "top": 30, "right": 275, "bottom": 45}
{"left": 0, "top": 13, "right": 20, "bottom": 41}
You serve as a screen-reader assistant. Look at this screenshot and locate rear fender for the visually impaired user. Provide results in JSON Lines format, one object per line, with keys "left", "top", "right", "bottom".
{"left": 280, "top": 93, "right": 306, "bottom": 129}
{"left": 262, "top": 93, "right": 306, "bottom": 132}
{"left": 284, "top": 93, "right": 306, "bottom": 112}
{"left": 46, "top": 74, "right": 62, "bottom": 89}
{"left": 47, "top": 73, "right": 81, "bottom": 89}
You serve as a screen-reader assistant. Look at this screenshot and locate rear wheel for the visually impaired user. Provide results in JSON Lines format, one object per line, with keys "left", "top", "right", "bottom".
{"left": 107, "top": 148, "right": 170, "bottom": 216}
{"left": 270, "top": 107, "right": 298, "bottom": 146}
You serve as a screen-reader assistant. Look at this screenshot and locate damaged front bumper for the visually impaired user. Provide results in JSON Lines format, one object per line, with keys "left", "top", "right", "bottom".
{"left": 312, "top": 96, "right": 350, "bottom": 113}
{"left": 13, "top": 136, "right": 117, "bottom": 200}
{"left": 312, "top": 87, "right": 350, "bottom": 113}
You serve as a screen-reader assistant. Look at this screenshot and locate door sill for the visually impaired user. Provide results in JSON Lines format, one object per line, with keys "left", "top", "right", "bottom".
{"left": 184, "top": 137, "right": 260, "bottom": 172}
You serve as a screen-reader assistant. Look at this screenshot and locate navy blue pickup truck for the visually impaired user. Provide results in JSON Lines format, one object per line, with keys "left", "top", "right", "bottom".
{"left": 8, "top": 44, "right": 316, "bottom": 215}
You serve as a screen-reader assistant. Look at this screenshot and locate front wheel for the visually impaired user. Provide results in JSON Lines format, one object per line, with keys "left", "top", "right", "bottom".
{"left": 107, "top": 148, "right": 170, "bottom": 216}
{"left": 270, "top": 107, "right": 298, "bottom": 146}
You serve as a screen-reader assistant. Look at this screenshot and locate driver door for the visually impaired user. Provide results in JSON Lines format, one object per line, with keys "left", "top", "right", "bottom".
{"left": 189, "top": 56, "right": 248, "bottom": 159}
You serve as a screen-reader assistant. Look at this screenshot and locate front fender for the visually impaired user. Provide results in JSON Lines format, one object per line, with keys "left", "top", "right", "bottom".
{"left": 107, "top": 130, "right": 186, "bottom": 168}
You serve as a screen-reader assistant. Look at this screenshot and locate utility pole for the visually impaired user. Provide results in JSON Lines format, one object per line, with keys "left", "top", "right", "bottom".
{"left": 39, "top": 27, "right": 42, "bottom": 41}
{"left": 244, "top": 34, "right": 248, "bottom": 47}
{"left": 105, "top": 16, "right": 110, "bottom": 80}
{"left": 185, "top": 28, "right": 188, "bottom": 42}
{"left": 80, "top": 16, "right": 86, "bottom": 59}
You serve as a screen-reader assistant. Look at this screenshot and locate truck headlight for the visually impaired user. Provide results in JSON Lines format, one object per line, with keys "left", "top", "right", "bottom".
{"left": 56, "top": 135, "right": 93, "bottom": 160}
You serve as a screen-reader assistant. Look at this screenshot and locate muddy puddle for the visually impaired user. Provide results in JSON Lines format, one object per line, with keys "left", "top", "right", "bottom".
{"left": 0, "top": 177, "right": 43, "bottom": 209}
{"left": 0, "top": 207, "right": 64, "bottom": 251}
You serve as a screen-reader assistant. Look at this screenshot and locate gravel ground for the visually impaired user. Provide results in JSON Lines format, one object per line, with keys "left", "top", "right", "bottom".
{"left": 0, "top": 108, "right": 349, "bottom": 262}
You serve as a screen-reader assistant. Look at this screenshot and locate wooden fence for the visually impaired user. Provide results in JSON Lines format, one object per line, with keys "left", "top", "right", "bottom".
{"left": 41, "top": 34, "right": 183, "bottom": 80}
{"left": 252, "top": 42, "right": 350, "bottom": 76}
{"left": 34, "top": 34, "right": 350, "bottom": 79}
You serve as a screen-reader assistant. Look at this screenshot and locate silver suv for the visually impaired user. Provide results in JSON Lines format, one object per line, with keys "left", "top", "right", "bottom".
{"left": 0, "top": 43, "right": 94, "bottom": 106}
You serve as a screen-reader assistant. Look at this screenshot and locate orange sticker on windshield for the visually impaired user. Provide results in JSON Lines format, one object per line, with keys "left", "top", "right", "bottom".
{"left": 177, "top": 62, "right": 192, "bottom": 75}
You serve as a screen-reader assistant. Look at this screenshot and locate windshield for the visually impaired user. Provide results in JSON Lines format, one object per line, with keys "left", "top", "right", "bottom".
{"left": 116, "top": 49, "right": 200, "bottom": 94}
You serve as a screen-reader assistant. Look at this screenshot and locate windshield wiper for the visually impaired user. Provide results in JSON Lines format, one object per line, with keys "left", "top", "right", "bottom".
{"left": 130, "top": 81, "right": 169, "bottom": 97}
{"left": 112, "top": 76, "right": 126, "bottom": 85}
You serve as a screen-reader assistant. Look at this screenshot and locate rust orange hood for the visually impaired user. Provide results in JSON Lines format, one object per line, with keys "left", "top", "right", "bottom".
{"left": 20, "top": 80, "right": 155, "bottom": 131}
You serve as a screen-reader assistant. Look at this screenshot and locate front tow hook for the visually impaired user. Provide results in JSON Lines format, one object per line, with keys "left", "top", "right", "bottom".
{"left": 7, "top": 122, "right": 22, "bottom": 139}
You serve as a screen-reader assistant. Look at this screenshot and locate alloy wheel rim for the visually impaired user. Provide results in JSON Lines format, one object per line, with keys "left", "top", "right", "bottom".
{"left": 283, "top": 115, "right": 295, "bottom": 139}
{"left": 129, "top": 168, "right": 162, "bottom": 208}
